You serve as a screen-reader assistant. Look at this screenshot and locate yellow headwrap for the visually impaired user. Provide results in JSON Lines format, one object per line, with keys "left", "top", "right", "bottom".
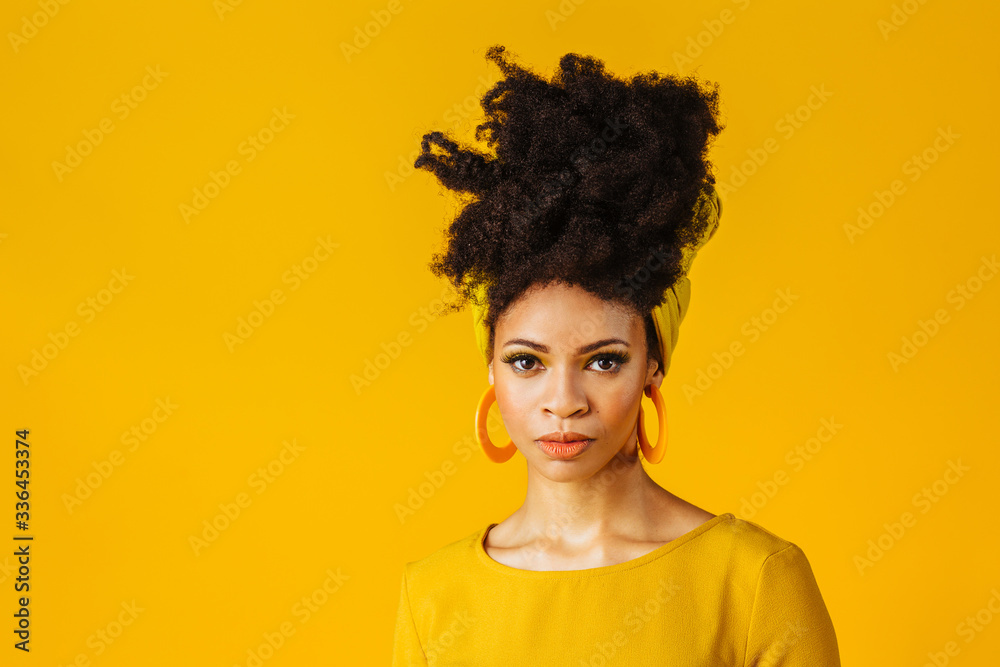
{"left": 471, "top": 184, "right": 721, "bottom": 375}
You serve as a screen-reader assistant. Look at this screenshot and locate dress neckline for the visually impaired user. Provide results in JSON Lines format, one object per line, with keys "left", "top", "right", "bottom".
{"left": 475, "top": 512, "right": 733, "bottom": 578}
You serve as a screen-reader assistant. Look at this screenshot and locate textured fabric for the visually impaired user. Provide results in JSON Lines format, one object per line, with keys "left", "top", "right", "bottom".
{"left": 651, "top": 184, "right": 721, "bottom": 376}
{"left": 470, "top": 184, "right": 722, "bottom": 374}
{"left": 393, "top": 512, "right": 840, "bottom": 666}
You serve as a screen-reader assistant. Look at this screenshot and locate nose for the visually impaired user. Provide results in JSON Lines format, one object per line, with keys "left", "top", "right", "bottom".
{"left": 540, "top": 366, "right": 589, "bottom": 418}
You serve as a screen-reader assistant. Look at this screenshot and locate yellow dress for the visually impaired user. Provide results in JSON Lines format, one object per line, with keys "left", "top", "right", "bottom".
{"left": 392, "top": 512, "right": 840, "bottom": 665}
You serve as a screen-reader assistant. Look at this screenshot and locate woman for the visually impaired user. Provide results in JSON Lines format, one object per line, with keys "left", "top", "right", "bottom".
{"left": 393, "top": 45, "right": 840, "bottom": 665}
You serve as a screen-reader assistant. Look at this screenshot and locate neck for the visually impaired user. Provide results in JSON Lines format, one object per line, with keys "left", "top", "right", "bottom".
{"left": 508, "top": 437, "right": 668, "bottom": 555}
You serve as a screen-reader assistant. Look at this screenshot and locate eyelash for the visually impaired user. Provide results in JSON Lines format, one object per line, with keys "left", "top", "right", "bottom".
{"left": 499, "top": 351, "right": 631, "bottom": 374}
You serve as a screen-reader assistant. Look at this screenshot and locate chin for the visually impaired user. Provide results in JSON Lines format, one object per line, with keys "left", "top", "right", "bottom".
{"left": 529, "top": 448, "right": 613, "bottom": 478}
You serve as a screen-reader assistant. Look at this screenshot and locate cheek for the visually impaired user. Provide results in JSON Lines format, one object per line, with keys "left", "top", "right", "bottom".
{"left": 494, "top": 383, "right": 532, "bottom": 436}
{"left": 595, "top": 390, "right": 641, "bottom": 434}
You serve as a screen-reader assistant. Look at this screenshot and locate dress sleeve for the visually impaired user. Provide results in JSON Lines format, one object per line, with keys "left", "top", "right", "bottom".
{"left": 743, "top": 543, "right": 841, "bottom": 666}
{"left": 392, "top": 567, "right": 428, "bottom": 666}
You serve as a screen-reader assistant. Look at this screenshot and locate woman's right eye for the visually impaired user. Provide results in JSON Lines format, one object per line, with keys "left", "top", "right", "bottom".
{"left": 513, "top": 357, "right": 536, "bottom": 371}
{"left": 503, "top": 354, "right": 540, "bottom": 372}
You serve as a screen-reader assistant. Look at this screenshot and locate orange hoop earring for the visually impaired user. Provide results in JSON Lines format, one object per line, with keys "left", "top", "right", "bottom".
{"left": 475, "top": 384, "right": 518, "bottom": 463}
{"left": 637, "top": 383, "right": 668, "bottom": 464}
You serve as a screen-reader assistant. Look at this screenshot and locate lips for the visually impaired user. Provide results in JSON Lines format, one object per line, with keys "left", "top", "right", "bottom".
{"left": 535, "top": 432, "right": 595, "bottom": 460}
{"left": 536, "top": 431, "right": 594, "bottom": 442}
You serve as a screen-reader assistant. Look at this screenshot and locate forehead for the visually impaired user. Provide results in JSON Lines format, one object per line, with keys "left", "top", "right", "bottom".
{"left": 495, "top": 282, "right": 642, "bottom": 346}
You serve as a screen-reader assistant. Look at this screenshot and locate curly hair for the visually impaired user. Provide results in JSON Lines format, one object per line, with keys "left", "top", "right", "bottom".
{"left": 414, "top": 44, "right": 725, "bottom": 368}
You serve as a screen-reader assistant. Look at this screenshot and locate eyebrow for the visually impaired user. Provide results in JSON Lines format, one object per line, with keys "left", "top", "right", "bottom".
{"left": 501, "top": 337, "right": 630, "bottom": 355}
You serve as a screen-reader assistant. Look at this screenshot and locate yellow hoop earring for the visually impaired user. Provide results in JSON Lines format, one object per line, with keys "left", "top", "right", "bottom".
{"left": 475, "top": 384, "right": 518, "bottom": 463}
{"left": 637, "top": 383, "right": 668, "bottom": 464}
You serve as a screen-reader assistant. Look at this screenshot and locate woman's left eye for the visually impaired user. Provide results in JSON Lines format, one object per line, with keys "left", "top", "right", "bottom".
{"left": 587, "top": 354, "right": 626, "bottom": 372}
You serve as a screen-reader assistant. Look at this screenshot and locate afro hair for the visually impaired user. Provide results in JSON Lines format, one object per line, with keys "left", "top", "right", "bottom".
{"left": 414, "top": 44, "right": 725, "bottom": 366}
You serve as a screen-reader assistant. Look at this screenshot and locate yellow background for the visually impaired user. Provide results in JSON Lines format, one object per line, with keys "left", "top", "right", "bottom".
{"left": 2, "top": 0, "right": 998, "bottom": 664}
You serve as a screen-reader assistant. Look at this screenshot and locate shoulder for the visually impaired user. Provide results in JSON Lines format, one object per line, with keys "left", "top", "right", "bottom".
{"left": 402, "top": 526, "right": 486, "bottom": 592}
{"left": 698, "top": 514, "right": 830, "bottom": 624}
{"left": 703, "top": 512, "right": 807, "bottom": 567}
{"left": 710, "top": 514, "right": 831, "bottom": 615}
{"left": 728, "top": 517, "right": 840, "bottom": 662}
{"left": 650, "top": 488, "right": 798, "bottom": 561}
{"left": 652, "top": 492, "right": 797, "bottom": 564}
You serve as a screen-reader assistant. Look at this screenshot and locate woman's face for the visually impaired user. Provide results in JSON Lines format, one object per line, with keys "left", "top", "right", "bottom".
{"left": 489, "top": 281, "right": 663, "bottom": 481}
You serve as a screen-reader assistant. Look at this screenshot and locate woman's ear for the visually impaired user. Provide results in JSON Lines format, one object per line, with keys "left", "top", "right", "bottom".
{"left": 488, "top": 361, "right": 494, "bottom": 386}
{"left": 646, "top": 357, "right": 664, "bottom": 389}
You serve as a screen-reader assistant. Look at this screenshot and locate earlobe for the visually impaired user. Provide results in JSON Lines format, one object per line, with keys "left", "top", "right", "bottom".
{"left": 488, "top": 361, "right": 494, "bottom": 385}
